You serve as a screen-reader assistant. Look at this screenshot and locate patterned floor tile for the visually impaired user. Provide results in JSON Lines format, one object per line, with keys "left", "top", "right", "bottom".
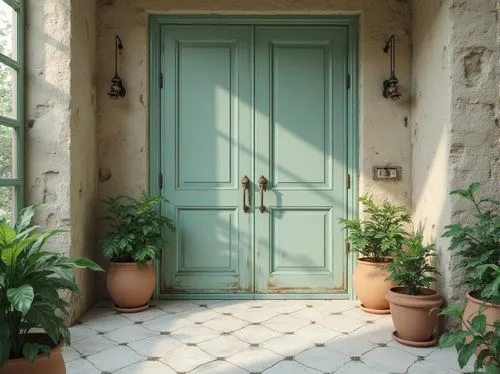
{"left": 295, "top": 346, "right": 351, "bottom": 372}
{"left": 66, "top": 301, "right": 465, "bottom": 374}
{"left": 169, "top": 324, "right": 220, "bottom": 344}
{"left": 233, "top": 324, "right": 283, "bottom": 344}
{"left": 86, "top": 345, "right": 144, "bottom": 372}
{"left": 160, "top": 346, "right": 214, "bottom": 372}
{"left": 190, "top": 360, "right": 249, "bottom": 374}
{"left": 198, "top": 334, "right": 249, "bottom": 358}
{"left": 362, "top": 346, "right": 418, "bottom": 373}
{"left": 262, "top": 314, "right": 310, "bottom": 333}
{"left": 104, "top": 324, "right": 159, "bottom": 344}
{"left": 203, "top": 315, "right": 249, "bottom": 333}
{"left": 127, "top": 334, "right": 185, "bottom": 357}
{"left": 262, "top": 360, "right": 322, "bottom": 374}
{"left": 226, "top": 347, "right": 282, "bottom": 372}
{"left": 115, "top": 360, "right": 176, "bottom": 374}
{"left": 261, "top": 334, "right": 315, "bottom": 356}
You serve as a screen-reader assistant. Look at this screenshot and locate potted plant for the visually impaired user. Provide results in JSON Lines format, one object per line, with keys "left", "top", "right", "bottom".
{"left": 101, "top": 193, "right": 175, "bottom": 313}
{"left": 0, "top": 206, "right": 103, "bottom": 374}
{"left": 385, "top": 234, "right": 443, "bottom": 347}
{"left": 442, "top": 183, "right": 500, "bottom": 330}
{"left": 339, "top": 195, "right": 411, "bottom": 314}
{"left": 439, "top": 303, "right": 499, "bottom": 373}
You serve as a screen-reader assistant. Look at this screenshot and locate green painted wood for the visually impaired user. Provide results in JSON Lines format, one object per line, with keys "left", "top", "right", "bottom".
{"left": 254, "top": 26, "right": 348, "bottom": 293}
{"left": 148, "top": 15, "right": 162, "bottom": 302}
{"left": 149, "top": 16, "right": 359, "bottom": 299}
{"left": 0, "top": 0, "right": 24, "bottom": 217}
{"left": 161, "top": 25, "right": 253, "bottom": 293}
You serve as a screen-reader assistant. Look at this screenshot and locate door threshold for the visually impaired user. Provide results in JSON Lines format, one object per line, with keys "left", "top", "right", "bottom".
{"left": 157, "top": 293, "right": 351, "bottom": 300}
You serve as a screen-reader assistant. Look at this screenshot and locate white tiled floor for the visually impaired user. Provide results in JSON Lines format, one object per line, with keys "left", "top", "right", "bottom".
{"left": 64, "top": 300, "right": 474, "bottom": 374}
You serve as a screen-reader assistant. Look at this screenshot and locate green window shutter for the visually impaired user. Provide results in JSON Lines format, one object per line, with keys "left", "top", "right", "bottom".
{"left": 0, "top": 0, "right": 24, "bottom": 222}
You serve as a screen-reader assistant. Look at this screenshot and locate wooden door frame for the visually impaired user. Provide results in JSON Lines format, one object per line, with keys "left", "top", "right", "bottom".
{"left": 149, "top": 15, "right": 359, "bottom": 300}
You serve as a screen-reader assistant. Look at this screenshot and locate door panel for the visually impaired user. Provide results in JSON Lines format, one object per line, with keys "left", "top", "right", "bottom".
{"left": 162, "top": 26, "right": 253, "bottom": 293}
{"left": 254, "top": 27, "right": 348, "bottom": 293}
{"left": 161, "top": 24, "right": 349, "bottom": 295}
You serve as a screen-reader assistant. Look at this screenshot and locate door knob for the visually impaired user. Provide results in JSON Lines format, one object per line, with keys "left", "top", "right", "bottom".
{"left": 258, "top": 175, "right": 267, "bottom": 213}
{"left": 242, "top": 176, "right": 251, "bottom": 213}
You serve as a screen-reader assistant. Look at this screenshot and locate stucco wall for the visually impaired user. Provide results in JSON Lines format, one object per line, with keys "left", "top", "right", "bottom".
{"left": 69, "top": 0, "right": 99, "bottom": 320}
{"left": 26, "top": 0, "right": 98, "bottom": 321}
{"left": 96, "top": 0, "right": 413, "bottom": 230}
{"left": 411, "top": 0, "right": 452, "bottom": 298}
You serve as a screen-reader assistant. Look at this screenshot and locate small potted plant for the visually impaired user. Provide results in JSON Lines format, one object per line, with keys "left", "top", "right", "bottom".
{"left": 339, "top": 195, "right": 411, "bottom": 314}
{"left": 442, "top": 183, "right": 499, "bottom": 328}
{"left": 101, "top": 193, "right": 175, "bottom": 313}
{"left": 385, "top": 234, "right": 443, "bottom": 347}
{"left": 439, "top": 303, "right": 499, "bottom": 373}
{"left": 0, "top": 206, "right": 103, "bottom": 374}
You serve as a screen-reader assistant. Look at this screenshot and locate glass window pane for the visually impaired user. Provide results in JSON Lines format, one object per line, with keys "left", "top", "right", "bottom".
{"left": 0, "top": 125, "right": 16, "bottom": 178}
{"left": 0, "top": 62, "right": 17, "bottom": 119}
{"left": 0, "top": 1, "right": 17, "bottom": 60}
{"left": 0, "top": 185, "right": 15, "bottom": 223}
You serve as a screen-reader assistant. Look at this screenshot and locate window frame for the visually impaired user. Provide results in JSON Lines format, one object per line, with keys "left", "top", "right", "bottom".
{"left": 0, "top": 0, "right": 24, "bottom": 220}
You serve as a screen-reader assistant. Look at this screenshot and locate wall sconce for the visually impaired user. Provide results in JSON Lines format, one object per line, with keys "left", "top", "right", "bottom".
{"left": 382, "top": 34, "right": 401, "bottom": 100}
{"left": 108, "top": 35, "right": 126, "bottom": 99}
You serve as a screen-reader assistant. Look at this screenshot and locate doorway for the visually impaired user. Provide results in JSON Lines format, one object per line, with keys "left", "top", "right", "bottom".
{"left": 151, "top": 18, "right": 358, "bottom": 298}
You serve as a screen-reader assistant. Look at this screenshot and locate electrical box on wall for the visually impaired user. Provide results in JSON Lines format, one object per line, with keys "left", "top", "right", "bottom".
{"left": 373, "top": 166, "right": 402, "bottom": 181}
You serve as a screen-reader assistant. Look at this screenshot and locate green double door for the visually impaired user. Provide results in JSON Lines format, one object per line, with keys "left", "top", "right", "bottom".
{"left": 161, "top": 24, "right": 349, "bottom": 296}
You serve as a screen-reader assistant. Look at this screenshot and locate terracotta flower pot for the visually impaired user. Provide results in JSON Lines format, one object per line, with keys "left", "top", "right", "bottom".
{"left": 106, "top": 260, "right": 156, "bottom": 312}
{"left": 0, "top": 335, "right": 65, "bottom": 374}
{"left": 462, "top": 291, "right": 500, "bottom": 362}
{"left": 386, "top": 287, "right": 443, "bottom": 347}
{"left": 353, "top": 258, "right": 396, "bottom": 314}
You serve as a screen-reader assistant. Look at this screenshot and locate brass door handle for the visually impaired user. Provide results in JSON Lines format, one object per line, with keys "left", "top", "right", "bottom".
{"left": 258, "top": 175, "right": 267, "bottom": 213}
{"left": 242, "top": 176, "right": 250, "bottom": 213}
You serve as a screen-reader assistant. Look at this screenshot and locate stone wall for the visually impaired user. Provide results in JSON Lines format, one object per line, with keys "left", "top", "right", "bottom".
{"left": 25, "top": 0, "right": 98, "bottom": 321}
{"left": 446, "top": 0, "right": 499, "bottom": 304}
{"left": 412, "top": 0, "right": 499, "bottom": 305}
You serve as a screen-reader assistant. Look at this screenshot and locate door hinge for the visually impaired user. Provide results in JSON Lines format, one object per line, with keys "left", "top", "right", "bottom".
{"left": 346, "top": 174, "right": 351, "bottom": 189}
{"left": 160, "top": 73, "right": 164, "bottom": 89}
{"left": 345, "top": 242, "right": 351, "bottom": 254}
{"left": 159, "top": 173, "right": 163, "bottom": 189}
{"left": 346, "top": 73, "right": 351, "bottom": 89}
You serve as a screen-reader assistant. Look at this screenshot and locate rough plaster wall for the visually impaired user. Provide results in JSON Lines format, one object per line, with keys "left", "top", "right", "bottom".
{"left": 446, "top": 0, "right": 499, "bottom": 305}
{"left": 95, "top": 1, "right": 412, "bottom": 296}
{"left": 26, "top": 2, "right": 72, "bottom": 251}
{"left": 26, "top": 0, "right": 98, "bottom": 322}
{"left": 412, "top": 0, "right": 499, "bottom": 306}
{"left": 69, "top": 0, "right": 98, "bottom": 320}
{"left": 411, "top": 0, "right": 452, "bottom": 298}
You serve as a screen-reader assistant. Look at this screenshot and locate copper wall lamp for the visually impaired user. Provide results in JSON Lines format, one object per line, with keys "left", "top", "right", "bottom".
{"left": 108, "top": 35, "right": 126, "bottom": 99}
{"left": 382, "top": 34, "right": 401, "bottom": 100}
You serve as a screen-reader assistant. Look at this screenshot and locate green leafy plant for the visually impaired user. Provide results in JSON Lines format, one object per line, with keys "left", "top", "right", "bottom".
{"left": 339, "top": 195, "right": 411, "bottom": 262}
{"left": 439, "top": 305, "right": 500, "bottom": 373}
{"left": 101, "top": 193, "right": 175, "bottom": 266}
{"left": 442, "top": 183, "right": 500, "bottom": 302}
{"left": 0, "top": 205, "right": 103, "bottom": 365}
{"left": 386, "top": 234, "right": 439, "bottom": 295}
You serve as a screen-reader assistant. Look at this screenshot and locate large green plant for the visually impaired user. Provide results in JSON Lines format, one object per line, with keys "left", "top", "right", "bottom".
{"left": 386, "top": 234, "right": 439, "bottom": 295}
{"left": 101, "top": 193, "right": 175, "bottom": 265}
{"left": 442, "top": 183, "right": 500, "bottom": 302}
{"left": 339, "top": 195, "right": 411, "bottom": 262}
{"left": 0, "top": 206, "right": 103, "bottom": 365}
{"left": 439, "top": 305, "right": 500, "bottom": 373}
